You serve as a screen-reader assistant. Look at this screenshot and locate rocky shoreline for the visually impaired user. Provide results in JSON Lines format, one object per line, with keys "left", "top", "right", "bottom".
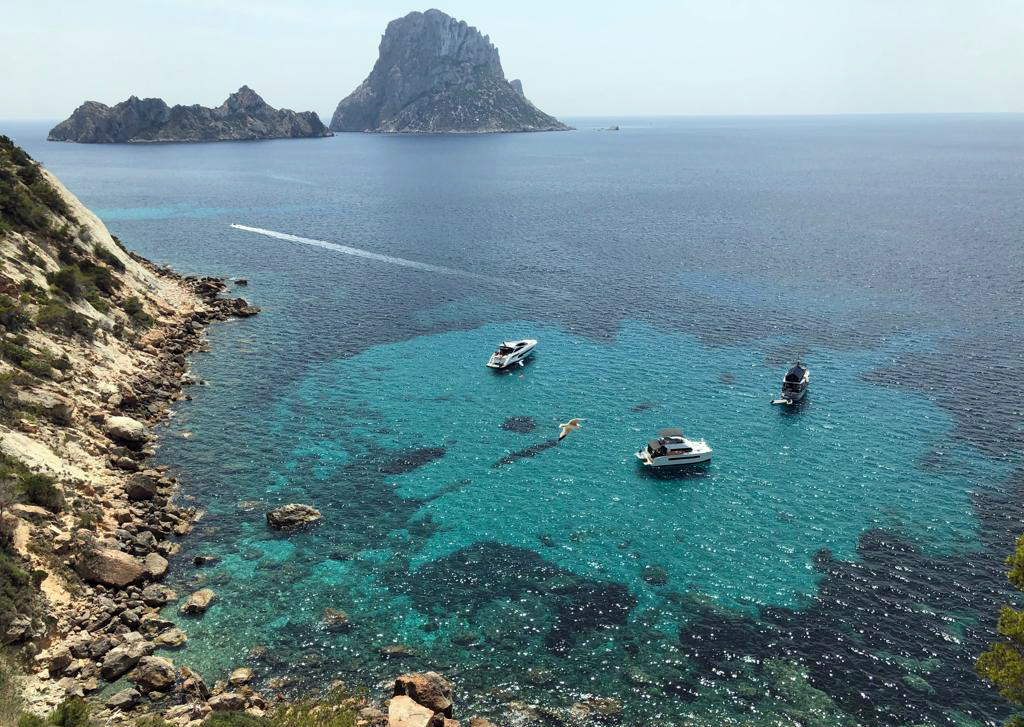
{"left": 13, "top": 263, "right": 269, "bottom": 723}
{"left": 10, "top": 262, "right": 503, "bottom": 727}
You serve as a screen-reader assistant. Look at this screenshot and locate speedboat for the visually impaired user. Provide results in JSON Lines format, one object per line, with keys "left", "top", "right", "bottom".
{"left": 486, "top": 339, "right": 537, "bottom": 369}
{"left": 635, "top": 428, "right": 712, "bottom": 467}
{"left": 772, "top": 362, "right": 809, "bottom": 405}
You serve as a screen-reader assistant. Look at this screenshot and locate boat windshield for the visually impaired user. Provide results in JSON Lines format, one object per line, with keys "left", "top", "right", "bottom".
{"left": 496, "top": 346, "right": 514, "bottom": 355}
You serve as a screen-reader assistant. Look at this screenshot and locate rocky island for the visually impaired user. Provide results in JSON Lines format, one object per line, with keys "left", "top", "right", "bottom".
{"left": 48, "top": 86, "right": 332, "bottom": 143}
{"left": 331, "top": 9, "right": 570, "bottom": 134}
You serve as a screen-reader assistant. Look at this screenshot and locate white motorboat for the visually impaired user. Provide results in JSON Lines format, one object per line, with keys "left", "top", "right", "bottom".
{"left": 486, "top": 339, "right": 538, "bottom": 369}
{"left": 772, "top": 362, "right": 810, "bottom": 405}
{"left": 635, "top": 428, "right": 712, "bottom": 467}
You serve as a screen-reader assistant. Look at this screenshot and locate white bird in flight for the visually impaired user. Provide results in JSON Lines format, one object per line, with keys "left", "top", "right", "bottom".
{"left": 558, "top": 418, "right": 585, "bottom": 441}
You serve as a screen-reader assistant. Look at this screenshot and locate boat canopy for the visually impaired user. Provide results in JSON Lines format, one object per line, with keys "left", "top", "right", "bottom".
{"left": 658, "top": 427, "right": 685, "bottom": 439}
{"left": 784, "top": 364, "right": 807, "bottom": 382}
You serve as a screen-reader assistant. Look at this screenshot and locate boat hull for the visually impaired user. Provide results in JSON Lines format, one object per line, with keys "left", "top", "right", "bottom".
{"left": 486, "top": 341, "right": 537, "bottom": 369}
{"left": 635, "top": 450, "right": 712, "bottom": 466}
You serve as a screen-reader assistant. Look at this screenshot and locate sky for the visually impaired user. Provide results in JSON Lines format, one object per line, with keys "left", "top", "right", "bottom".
{"left": 1, "top": 0, "right": 1022, "bottom": 121}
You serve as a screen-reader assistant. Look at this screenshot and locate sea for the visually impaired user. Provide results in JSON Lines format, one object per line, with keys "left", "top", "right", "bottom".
{"left": 4, "top": 115, "right": 1024, "bottom": 726}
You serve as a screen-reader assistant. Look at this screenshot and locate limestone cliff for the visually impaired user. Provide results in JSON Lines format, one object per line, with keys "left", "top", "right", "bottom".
{"left": 48, "top": 86, "right": 332, "bottom": 143}
{"left": 331, "top": 9, "right": 570, "bottom": 133}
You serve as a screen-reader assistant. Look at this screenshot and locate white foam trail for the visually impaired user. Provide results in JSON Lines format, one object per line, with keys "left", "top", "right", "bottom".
{"left": 230, "top": 224, "right": 504, "bottom": 284}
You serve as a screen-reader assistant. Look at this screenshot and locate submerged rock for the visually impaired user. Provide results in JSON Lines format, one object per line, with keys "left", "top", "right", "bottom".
{"left": 180, "top": 588, "right": 216, "bottom": 615}
{"left": 331, "top": 9, "right": 569, "bottom": 133}
{"left": 266, "top": 503, "right": 322, "bottom": 530}
{"left": 501, "top": 416, "right": 536, "bottom": 434}
{"left": 321, "top": 607, "right": 352, "bottom": 632}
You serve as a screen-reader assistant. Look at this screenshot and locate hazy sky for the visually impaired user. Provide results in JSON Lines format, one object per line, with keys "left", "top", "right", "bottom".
{"left": 2, "top": 0, "right": 1022, "bottom": 120}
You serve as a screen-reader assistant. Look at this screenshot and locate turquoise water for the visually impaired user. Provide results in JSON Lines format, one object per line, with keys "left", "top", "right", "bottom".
{"left": 7, "top": 116, "right": 1024, "bottom": 725}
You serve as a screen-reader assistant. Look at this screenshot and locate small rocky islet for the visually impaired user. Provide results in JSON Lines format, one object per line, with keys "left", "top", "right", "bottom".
{"left": 331, "top": 9, "right": 570, "bottom": 133}
{"left": 47, "top": 86, "right": 332, "bottom": 144}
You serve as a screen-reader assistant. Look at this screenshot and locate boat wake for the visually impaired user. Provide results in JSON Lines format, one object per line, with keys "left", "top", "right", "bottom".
{"left": 230, "top": 224, "right": 506, "bottom": 284}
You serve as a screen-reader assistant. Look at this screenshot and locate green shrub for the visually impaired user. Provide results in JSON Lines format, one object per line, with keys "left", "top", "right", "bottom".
{"left": 271, "top": 688, "right": 359, "bottom": 727}
{"left": 0, "top": 548, "right": 34, "bottom": 642}
{"left": 35, "top": 303, "right": 93, "bottom": 339}
{"left": 19, "top": 473, "right": 62, "bottom": 512}
{"left": 49, "top": 697, "right": 90, "bottom": 727}
{"left": 0, "top": 650, "right": 25, "bottom": 727}
{"left": 93, "top": 244, "right": 126, "bottom": 272}
{"left": 0, "top": 295, "right": 30, "bottom": 333}
{"left": 203, "top": 713, "right": 274, "bottom": 727}
{"left": 121, "top": 296, "right": 154, "bottom": 328}
{"left": 48, "top": 266, "right": 86, "bottom": 299}
{"left": 134, "top": 717, "right": 173, "bottom": 727}
{"left": 17, "top": 715, "right": 46, "bottom": 727}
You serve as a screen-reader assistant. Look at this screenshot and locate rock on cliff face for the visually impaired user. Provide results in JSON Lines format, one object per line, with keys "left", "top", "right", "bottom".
{"left": 331, "top": 9, "right": 569, "bottom": 133}
{"left": 48, "top": 86, "right": 332, "bottom": 143}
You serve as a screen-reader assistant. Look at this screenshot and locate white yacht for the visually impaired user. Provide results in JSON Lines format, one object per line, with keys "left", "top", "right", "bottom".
{"left": 486, "top": 339, "right": 538, "bottom": 369}
{"left": 772, "top": 362, "right": 810, "bottom": 405}
{"left": 635, "top": 428, "right": 712, "bottom": 467}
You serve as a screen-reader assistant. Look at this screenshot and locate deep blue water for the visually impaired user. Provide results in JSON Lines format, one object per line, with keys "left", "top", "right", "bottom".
{"left": 5, "top": 116, "right": 1024, "bottom": 726}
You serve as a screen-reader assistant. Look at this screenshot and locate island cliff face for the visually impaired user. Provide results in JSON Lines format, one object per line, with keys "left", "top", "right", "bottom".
{"left": 331, "top": 9, "right": 569, "bottom": 133}
{"left": 48, "top": 86, "right": 332, "bottom": 143}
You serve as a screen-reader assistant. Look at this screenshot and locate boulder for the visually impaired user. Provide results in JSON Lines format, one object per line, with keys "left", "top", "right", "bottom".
{"left": 208, "top": 691, "right": 247, "bottom": 711}
{"left": 154, "top": 628, "right": 187, "bottom": 649}
{"left": 105, "top": 416, "right": 149, "bottom": 447}
{"left": 180, "top": 588, "right": 216, "bottom": 615}
{"left": 76, "top": 546, "right": 145, "bottom": 587}
{"left": 125, "top": 474, "right": 160, "bottom": 501}
{"left": 388, "top": 695, "right": 444, "bottom": 727}
{"left": 106, "top": 686, "right": 140, "bottom": 710}
{"left": 266, "top": 504, "right": 321, "bottom": 530}
{"left": 100, "top": 641, "right": 151, "bottom": 681}
{"left": 228, "top": 667, "right": 254, "bottom": 686}
{"left": 141, "top": 583, "right": 177, "bottom": 607}
{"left": 394, "top": 672, "right": 454, "bottom": 716}
{"left": 3, "top": 615, "right": 32, "bottom": 643}
{"left": 467, "top": 719, "right": 499, "bottom": 727}
{"left": 143, "top": 552, "right": 169, "bottom": 580}
{"left": 47, "top": 646, "right": 73, "bottom": 678}
{"left": 130, "top": 655, "right": 177, "bottom": 692}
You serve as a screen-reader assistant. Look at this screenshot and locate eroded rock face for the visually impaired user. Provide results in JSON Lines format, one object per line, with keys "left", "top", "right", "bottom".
{"left": 388, "top": 695, "right": 444, "bottom": 727}
{"left": 266, "top": 503, "right": 322, "bottom": 530}
{"left": 394, "top": 672, "right": 454, "bottom": 716}
{"left": 49, "top": 86, "right": 332, "bottom": 143}
{"left": 76, "top": 546, "right": 146, "bottom": 587}
{"left": 331, "top": 9, "right": 569, "bottom": 133}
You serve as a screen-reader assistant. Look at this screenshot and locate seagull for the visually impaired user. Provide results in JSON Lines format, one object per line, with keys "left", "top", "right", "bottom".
{"left": 558, "top": 418, "right": 585, "bottom": 441}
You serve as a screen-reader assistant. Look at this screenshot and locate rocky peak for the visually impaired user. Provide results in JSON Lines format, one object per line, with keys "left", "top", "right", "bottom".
{"left": 331, "top": 8, "right": 569, "bottom": 133}
{"left": 218, "top": 85, "right": 269, "bottom": 115}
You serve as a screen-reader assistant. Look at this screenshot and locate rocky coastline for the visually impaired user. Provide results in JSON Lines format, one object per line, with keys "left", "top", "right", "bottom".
{"left": 0, "top": 137, "right": 508, "bottom": 727}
